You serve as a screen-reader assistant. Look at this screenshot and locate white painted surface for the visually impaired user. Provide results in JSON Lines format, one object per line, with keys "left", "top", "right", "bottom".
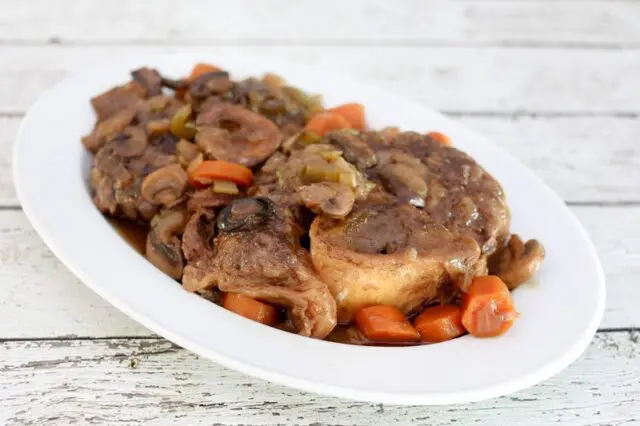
{"left": 3, "top": 0, "right": 640, "bottom": 45}
{"left": 1, "top": 46, "right": 639, "bottom": 114}
{"left": 0, "top": 0, "right": 637, "bottom": 423}
{"left": 1, "top": 333, "right": 638, "bottom": 425}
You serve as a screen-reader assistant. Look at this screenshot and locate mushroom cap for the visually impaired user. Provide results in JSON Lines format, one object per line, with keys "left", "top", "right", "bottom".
{"left": 488, "top": 235, "right": 545, "bottom": 289}
{"left": 297, "top": 182, "right": 355, "bottom": 219}
{"left": 141, "top": 164, "right": 188, "bottom": 206}
{"left": 145, "top": 207, "right": 188, "bottom": 279}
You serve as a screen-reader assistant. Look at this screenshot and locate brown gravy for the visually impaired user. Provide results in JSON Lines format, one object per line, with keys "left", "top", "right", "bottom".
{"left": 107, "top": 217, "right": 149, "bottom": 255}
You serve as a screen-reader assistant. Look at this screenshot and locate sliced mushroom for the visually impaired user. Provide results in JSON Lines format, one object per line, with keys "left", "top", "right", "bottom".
{"left": 176, "top": 139, "right": 199, "bottom": 167}
{"left": 141, "top": 164, "right": 188, "bottom": 206}
{"left": 378, "top": 163, "right": 428, "bottom": 207}
{"left": 146, "top": 207, "right": 188, "bottom": 279}
{"left": 297, "top": 182, "right": 355, "bottom": 218}
{"left": 110, "top": 126, "right": 148, "bottom": 157}
{"left": 488, "top": 234, "right": 545, "bottom": 289}
{"left": 328, "top": 130, "right": 377, "bottom": 170}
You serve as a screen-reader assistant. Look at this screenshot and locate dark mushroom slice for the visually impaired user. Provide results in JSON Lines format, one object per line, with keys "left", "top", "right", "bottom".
{"left": 327, "top": 130, "right": 377, "bottom": 171}
{"left": 146, "top": 207, "right": 188, "bottom": 279}
{"left": 297, "top": 182, "right": 355, "bottom": 219}
{"left": 216, "top": 197, "right": 276, "bottom": 233}
{"left": 109, "top": 126, "right": 148, "bottom": 157}
{"left": 488, "top": 234, "right": 545, "bottom": 289}
{"left": 195, "top": 103, "right": 281, "bottom": 167}
{"left": 140, "top": 164, "right": 188, "bottom": 206}
{"left": 131, "top": 67, "right": 163, "bottom": 97}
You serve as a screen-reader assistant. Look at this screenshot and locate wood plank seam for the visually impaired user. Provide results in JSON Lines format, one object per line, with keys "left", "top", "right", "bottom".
{"left": 2, "top": 39, "right": 640, "bottom": 50}
{"left": 1, "top": 329, "right": 637, "bottom": 343}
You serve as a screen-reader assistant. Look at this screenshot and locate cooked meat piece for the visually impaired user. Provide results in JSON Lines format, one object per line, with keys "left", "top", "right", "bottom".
{"left": 488, "top": 234, "right": 545, "bottom": 289}
{"left": 146, "top": 207, "right": 188, "bottom": 279}
{"left": 82, "top": 107, "right": 137, "bottom": 153}
{"left": 182, "top": 208, "right": 216, "bottom": 263}
{"left": 363, "top": 131, "right": 510, "bottom": 255}
{"left": 182, "top": 198, "right": 337, "bottom": 338}
{"left": 310, "top": 197, "right": 483, "bottom": 322}
{"left": 189, "top": 71, "right": 233, "bottom": 100}
{"left": 377, "top": 163, "right": 428, "bottom": 207}
{"left": 195, "top": 103, "right": 281, "bottom": 167}
{"left": 110, "top": 126, "right": 148, "bottom": 157}
{"left": 90, "top": 126, "right": 179, "bottom": 221}
{"left": 90, "top": 81, "right": 146, "bottom": 121}
{"left": 297, "top": 182, "right": 355, "bottom": 219}
{"left": 140, "top": 164, "right": 188, "bottom": 207}
{"left": 186, "top": 188, "right": 239, "bottom": 212}
{"left": 327, "top": 130, "right": 377, "bottom": 170}
{"left": 131, "top": 67, "right": 163, "bottom": 97}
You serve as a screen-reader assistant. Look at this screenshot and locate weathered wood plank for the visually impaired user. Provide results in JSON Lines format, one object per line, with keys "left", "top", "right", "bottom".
{"left": 2, "top": 0, "right": 639, "bottom": 46}
{"left": 0, "top": 205, "right": 636, "bottom": 339}
{"left": 4, "top": 115, "right": 639, "bottom": 206}
{"left": 1, "top": 332, "right": 638, "bottom": 425}
{"left": 1, "top": 46, "right": 638, "bottom": 115}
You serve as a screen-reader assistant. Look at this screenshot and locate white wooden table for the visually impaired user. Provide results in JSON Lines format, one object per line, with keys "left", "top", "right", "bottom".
{"left": 1, "top": 1, "right": 639, "bottom": 424}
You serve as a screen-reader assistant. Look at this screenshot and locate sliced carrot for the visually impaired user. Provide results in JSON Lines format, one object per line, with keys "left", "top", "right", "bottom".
{"left": 189, "top": 63, "right": 222, "bottom": 80}
{"left": 223, "top": 293, "right": 278, "bottom": 326}
{"left": 427, "top": 131, "right": 452, "bottom": 146}
{"left": 414, "top": 305, "right": 466, "bottom": 343}
{"left": 330, "top": 103, "right": 366, "bottom": 130}
{"left": 304, "top": 112, "right": 351, "bottom": 137}
{"left": 354, "top": 305, "right": 420, "bottom": 343}
{"left": 188, "top": 160, "right": 254, "bottom": 188}
{"left": 461, "top": 276, "right": 518, "bottom": 338}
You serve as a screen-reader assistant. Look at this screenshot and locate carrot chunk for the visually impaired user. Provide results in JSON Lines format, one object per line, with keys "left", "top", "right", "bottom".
{"left": 330, "top": 103, "right": 366, "bottom": 130}
{"left": 304, "top": 112, "right": 351, "bottom": 137}
{"left": 188, "top": 160, "right": 254, "bottom": 188}
{"left": 427, "top": 131, "right": 452, "bottom": 146}
{"left": 414, "top": 304, "right": 466, "bottom": 343}
{"left": 461, "top": 276, "right": 518, "bottom": 338}
{"left": 223, "top": 293, "right": 278, "bottom": 326}
{"left": 354, "top": 305, "right": 420, "bottom": 343}
{"left": 189, "top": 63, "right": 222, "bottom": 80}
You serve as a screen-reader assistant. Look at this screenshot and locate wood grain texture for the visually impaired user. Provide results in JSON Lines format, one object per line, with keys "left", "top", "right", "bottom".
{"left": 0, "top": 205, "right": 637, "bottom": 339}
{"left": 3, "top": 115, "right": 639, "bottom": 206}
{"left": 1, "top": 332, "right": 638, "bottom": 425}
{"left": 2, "top": 0, "right": 639, "bottom": 46}
{"left": 1, "top": 46, "right": 639, "bottom": 115}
